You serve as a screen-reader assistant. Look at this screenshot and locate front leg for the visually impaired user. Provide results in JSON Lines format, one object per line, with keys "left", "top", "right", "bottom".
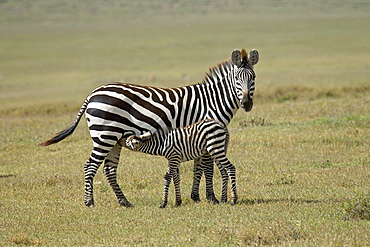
{"left": 202, "top": 155, "right": 219, "bottom": 204}
{"left": 160, "top": 162, "right": 178, "bottom": 208}
{"left": 190, "top": 157, "right": 202, "bottom": 202}
{"left": 160, "top": 169, "right": 172, "bottom": 208}
{"left": 173, "top": 166, "right": 182, "bottom": 207}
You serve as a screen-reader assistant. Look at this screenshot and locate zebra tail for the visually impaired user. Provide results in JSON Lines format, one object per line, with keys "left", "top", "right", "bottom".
{"left": 38, "top": 99, "right": 89, "bottom": 146}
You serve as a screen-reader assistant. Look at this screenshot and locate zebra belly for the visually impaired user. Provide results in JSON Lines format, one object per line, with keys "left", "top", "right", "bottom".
{"left": 179, "top": 149, "right": 207, "bottom": 163}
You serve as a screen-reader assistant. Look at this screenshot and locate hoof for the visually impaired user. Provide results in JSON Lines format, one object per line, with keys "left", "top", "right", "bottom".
{"left": 207, "top": 195, "right": 219, "bottom": 204}
{"left": 119, "top": 200, "right": 134, "bottom": 208}
{"left": 191, "top": 193, "right": 201, "bottom": 203}
{"left": 85, "top": 199, "right": 94, "bottom": 208}
{"left": 159, "top": 201, "right": 167, "bottom": 208}
{"left": 175, "top": 200, "right": 182, "bottom": 207}
{"left": 123, "top": 202, "right": 134, "bottom": 208}
{"left": 230, "top": 198, "right": 237, "bottom": 206}
{"left": 220, "top": 195, "right": 228, "bottom": 203}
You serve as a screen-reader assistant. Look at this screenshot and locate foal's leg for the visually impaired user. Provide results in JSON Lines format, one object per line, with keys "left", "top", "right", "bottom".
{"left": 220, "top": 158, "right": 238, "bottom": 205}
{"left": 160, "top": 157, "right": 180, "bottom": 208}
{"left": 160, "top": 165, "right": 174, "bottom": 208}
{"left": 191, "top": 155, "right": 218, "bottom": 203}
{"left": 215, "top": 163, "right": 229, "bottom": 203}
{"left": 173, "top": 165, "right": 182, "bottom": 207}
{"left": 103, "top": 142, "right": 134, "bottom": 207}
{"left": 202, "top": 155, "right": 219, "bottom": 203}
{"left": 190, "top": 157, "right": 202, "bottom": 202}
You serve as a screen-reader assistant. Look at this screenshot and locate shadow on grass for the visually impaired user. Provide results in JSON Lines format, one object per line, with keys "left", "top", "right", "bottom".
{"left": 238, "top": 198, "right": 336, "bottom": 205}
{"left": 0, "top": 174, "right": 16, "bottom": 178}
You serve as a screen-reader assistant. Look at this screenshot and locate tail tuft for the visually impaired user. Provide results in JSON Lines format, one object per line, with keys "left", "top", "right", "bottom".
{"left": 38, "top": 140, "right": 53, "bottom": 146}
{"left": 38, "top": 125, "right": 77, "bottom": 146}
{"left": 38, "top": 98, "right": 89, "bottom": 147}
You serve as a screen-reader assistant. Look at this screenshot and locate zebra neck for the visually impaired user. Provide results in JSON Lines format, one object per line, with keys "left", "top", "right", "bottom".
{"left": 138, "top": 131, "right": 167, "bottom": 156}
{"left": 196, "top": 65, "right": 240, "bottom": 125}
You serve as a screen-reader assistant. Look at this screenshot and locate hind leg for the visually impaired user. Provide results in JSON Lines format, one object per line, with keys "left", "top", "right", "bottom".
{"left": 215, "top": 163, "right": 229, "bottom": 203}
{"left": 103, "top": 142, "right": 133, "bottom": 207}
{"left": 84, "top": 147, "right": 107, "bottom": 207}
{"left": 218, "top": 157, "right": 237, "bottom": 205}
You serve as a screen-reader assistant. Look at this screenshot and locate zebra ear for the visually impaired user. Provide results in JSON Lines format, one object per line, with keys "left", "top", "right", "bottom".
{"left": 139, "top": 131, "right": 152, "bottom": 140}
{"left": 247, "top": 49, "right": 259, "bottom": 68}
{"left": 231, "top": 49, "right": 243, "bottom": 67}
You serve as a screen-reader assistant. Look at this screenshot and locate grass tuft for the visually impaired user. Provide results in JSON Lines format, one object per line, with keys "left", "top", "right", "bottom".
{"left": 239, "top": 116, "right": 272, "bottom": 127}
{"left": 268, "top": 174, "right": 295, "bottom": 186}
{"left": 241, "top": 221, "right": 307, "bottom": 246}
{"left": 343, "top": 193, "right": 370, "bottom": 221}
{"left": 312, "top": 160, "right": 333, "bottom": 168}
{"left": 10, "top": 234, "right": 42, "bottom": 246}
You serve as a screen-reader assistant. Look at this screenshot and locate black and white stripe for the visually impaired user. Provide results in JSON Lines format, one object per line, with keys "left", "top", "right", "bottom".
{"left": 39, "top": 49, "right": 259, "bottom": 207}
{"left": 125, "top": 119, "right": 237, "bottom": 208}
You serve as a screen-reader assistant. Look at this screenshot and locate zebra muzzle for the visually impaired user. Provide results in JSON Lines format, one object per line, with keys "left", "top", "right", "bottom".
{"left": 241, "top": 93, "right": 253, "bottom": 112}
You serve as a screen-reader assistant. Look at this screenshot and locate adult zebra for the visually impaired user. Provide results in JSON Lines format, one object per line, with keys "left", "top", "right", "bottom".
{"left": 39, "top": 48, "right": 259, "bottom": 207}
{"left": 124, "top": 119, "right": 236, "bottom": 208}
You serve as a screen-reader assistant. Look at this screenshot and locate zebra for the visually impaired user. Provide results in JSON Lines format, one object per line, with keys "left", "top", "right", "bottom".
{"left": 39, "top": 48, "right": 259, "bottom": 207}
{"left": 124, "top": 119, "right": 236, "bottom": 208}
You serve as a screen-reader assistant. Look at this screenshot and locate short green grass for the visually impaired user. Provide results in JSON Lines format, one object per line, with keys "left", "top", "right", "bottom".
{"left": 1, "top": 1, "right": 369, "bottom": 246}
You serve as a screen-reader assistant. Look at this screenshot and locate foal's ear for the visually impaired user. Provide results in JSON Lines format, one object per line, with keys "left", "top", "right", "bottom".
{"left": 139, "top": 131, "right": 152, "bottom": 139}
{"left": 247, "top": 49, "right": 259, "bottom": 68}
{"left": 231, "top": 49, "right": 243, "bottom": 67}
{"left": 139, "top": 131, "right": 152, "bottom": 141}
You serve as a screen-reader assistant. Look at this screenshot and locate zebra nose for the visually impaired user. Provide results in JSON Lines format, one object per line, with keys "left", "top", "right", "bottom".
{"left": 241, "top": 93, "right": 253, "bottom": 112}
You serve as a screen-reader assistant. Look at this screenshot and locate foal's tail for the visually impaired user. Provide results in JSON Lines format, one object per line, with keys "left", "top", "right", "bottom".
{"left": 38, "top": 99, "right": 89, "bottom": 146}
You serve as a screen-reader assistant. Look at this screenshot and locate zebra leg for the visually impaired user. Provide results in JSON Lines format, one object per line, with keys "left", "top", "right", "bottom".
{"left": 160, "top": 167, "right": 172, "bottom": 208}
{"left": 160, "top": 161, "right": 178, "bottom": 208}
{"left": 215, "top": 163, "right": 229, "bottom": 203}
{"left": 202, "top": 155, "right": 219, "bottom": 204}
{"left": 191, "top": 156, "right": 219, "bottom": 203}
{"left": 84, "top": 148, "right": 106, "bottom": 207}
{"left": 190, "top": 157, "right": 202, "bottom": 202}
{"left": 103, "top": 143, "right": 134, "bottom": 207}
{"left": 173, "top": 166, "right": 182, "bottom": 207}
{"left": 222, "top": 158, "right": 238, "bottom": 205}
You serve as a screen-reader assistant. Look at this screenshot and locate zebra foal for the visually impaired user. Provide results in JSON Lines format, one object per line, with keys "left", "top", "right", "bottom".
{"left": 124, "top": 119, "right": 237, "bottom": 208}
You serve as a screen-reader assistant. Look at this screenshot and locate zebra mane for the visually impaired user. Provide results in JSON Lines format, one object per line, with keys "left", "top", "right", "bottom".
{"left": 198, "top": 59, "right": 234, "bottom": 85}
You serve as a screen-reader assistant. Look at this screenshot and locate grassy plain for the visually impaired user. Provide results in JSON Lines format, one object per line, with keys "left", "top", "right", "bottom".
{"left": 1, "top": 1, "right": 369, "bottom": 246}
